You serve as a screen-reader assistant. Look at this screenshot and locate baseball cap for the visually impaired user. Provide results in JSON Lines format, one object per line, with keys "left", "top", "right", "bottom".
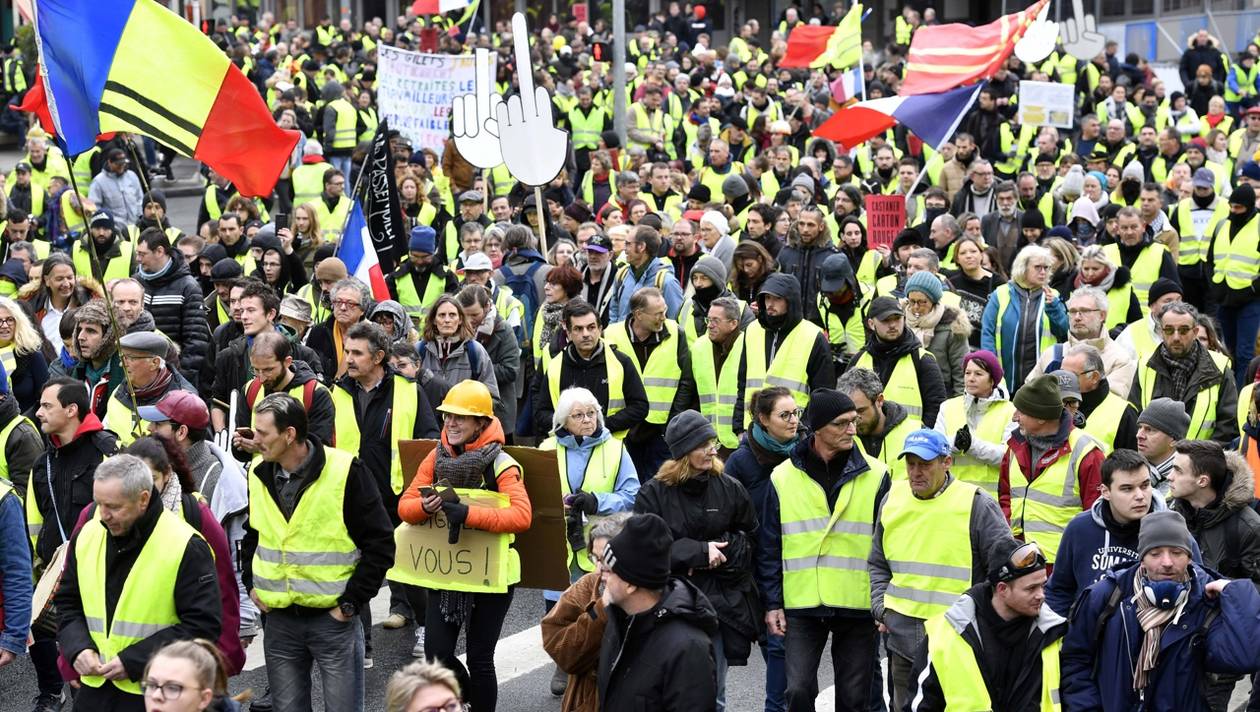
{"left": 1192, "top": 168, "right": 1215, "bottom": 189}
{"left": 867, "top": 296, "right": 904, "bottom": 321}
{"left": 898, "top": 429, "right": 951, "bottom": 461}
{"left": 585, "top": 233, "right": 613, "bottom": 253}
{"left": 137, "top": 390, "right": 211, "bottom": 430}
{"left": 462, "top": 252, "right": 493, "bottom": 271}
{"left": 14, "top": 162, "right": 30, "bottom": 173}
{"left": 1051, "top": 369, "right": 1082, "bottom": 402}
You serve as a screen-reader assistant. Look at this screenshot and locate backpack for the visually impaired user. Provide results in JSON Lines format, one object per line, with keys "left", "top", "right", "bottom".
{"left": 244, "top": 377, "right": 318, "bottom": 414}
{"left": 613, "top": 262, "right": 669, "bottom": 315}
{"left": 499, "top": 262, "right": 546, "bottom": 341}
{"left": 416, "top": 339, "right": 481, "bottom": 377}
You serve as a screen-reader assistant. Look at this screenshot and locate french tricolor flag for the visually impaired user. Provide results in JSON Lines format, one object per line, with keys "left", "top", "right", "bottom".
{"left": 830, "top": 65, "right": 864, "bottom": 106}
{"left": 813, "top": 83, "right": 980, "bottom": 151}
{"left": 337, "top": 201, "right": 391, "bottom": 301}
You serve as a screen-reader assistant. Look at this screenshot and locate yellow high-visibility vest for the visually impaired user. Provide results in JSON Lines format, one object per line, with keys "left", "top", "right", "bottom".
{"left": 881, "top": 478, "right": 979, "bottom": 619}
{"left": 692, "top": 332, "right": 744, "bottom": 449}
{"left": 540, "top": 435, "right": 624, "bottom": 572}
{"left": 331, "top": 376, "right": 418, "bottom": 494}
{"left": 605, "top": 319, "right": 684, "bottom": 425}
{"left": 1009, "top": 429, "right": 1100, "bottom": 563}
{"left": 1082, "top": 391, "right": 1136, "bottom": 454}
{"left": 742, "top": 319, "right": 822, "bottom": 427}
{"left": 924, "top": 611, "right": 1063, "bottom": 711}
{"left": 1135, "top": 349, "right": 1231, "bottom": 441}
{"left": 853, "top": 348, "right": 931, "bottom": 421}
{"left": 940, "top": 395, "right": 1013, "bottom": 498}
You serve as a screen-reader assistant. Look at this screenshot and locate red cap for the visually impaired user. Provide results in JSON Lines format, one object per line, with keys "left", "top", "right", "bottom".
{"left": 137, "top": 390, "right": 211, "bottom": 430}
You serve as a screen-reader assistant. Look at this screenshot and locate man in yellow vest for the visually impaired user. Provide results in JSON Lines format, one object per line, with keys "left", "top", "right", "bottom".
{"left": 73, "top": 210, "right": 136, "bottom": 284}
{"left": 758, "top": 387, "right": 889, "bottom": 712}
{"left": 310, "top": 169, "right": 351, "bottom": 244}
{"left": 907, "top": 539, "right": 1066, "bottom": 711}
{"left": 688, "top": 296, "right": 746, "bottom": 452}
{"left": 1210, "top": 183, "right": 1260, "bottom": 386}
{"left": 846, "top": 296, "right": 948, "bottom": 428}
{"left": 869, "top": 428, "right": 1012, "bottom": 712}
{"left": 103, "top": 332, "right": 197, "bottom": 446}
{"left": 7, "top": 162, "right": 48, "bottom": 225}
{"left": 1105, "top": 207, "right": 1179, "bottom": 313}
{"left": 291, "top": 140, "right": 333, "bottom": 210}
{"left": 57, "top": 453, "right": 219, "bottom": 710}
{"left": 385, "top": 226, "right": 460, "bottom": 326}
{"left": 242, "top": 392, "right": 395, "bottom": 711}
{"left": 0, "top": 414, "right": 32, "bottom": 667}
{"left": 1001, "top": 375, "right": 1106, "bottom": 564}
{"left": 1060, "top": 344, "right": 1139, "bottom": 452}
{"left": 319, "top": 80, "right": 357, "bottom": 177}
{"left": 838, "top": 367, "right": 923, "bottom": 481}
{"left": 1168, "top": 168, "right": 1226, "bottom": 314}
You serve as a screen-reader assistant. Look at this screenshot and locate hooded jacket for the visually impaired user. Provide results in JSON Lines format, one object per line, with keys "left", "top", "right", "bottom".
{"left": 634, "top": 471, "right": 761, "bottom": 664}
{"left": 777, "top": 229, "right": 839, "bottom": 326}
{"left": 847, "top": 321, "right": 948, "bottom": 428}
{"left": 733, "top": 273, "right": 835, "bottom": 434}
{"left": 29, "top": 413, "right": 119, "bottom": 564}
{"left": 136, "top": 250, "right": 211, "bottom": 389}
{"left": 1062, "top": 561, "right": 1260, "bottom": 712}
{"left": 1170, "top": 451, "right": 1260, "bottom": 585}
{"left": 1127, "top": 343, "right": 1239, "bottom": 445}
{"left": 597, "top": 577, "right": 720, "bottom": 712}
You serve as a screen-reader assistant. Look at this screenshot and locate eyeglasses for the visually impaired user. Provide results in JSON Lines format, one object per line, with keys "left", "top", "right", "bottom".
{"left": 0, "top": 317, "right": 14, "bottom": 326}
{"left": 1067, "top": 308, "right": 1100, "bottom": 316}
{"left": 776, "top": 407, "right": 805, "bottom": 422}
{"left": 1029, "top": 263, "right": 1051, "bottom": 272}
{"left": 415, "top": 699, "right": 464, "bottom": 712}
{"left": 905, "top": 297, "right": 932, "bottom": 309}
{"left": 141, "top": 680, "right": 200, "bottom": 701}
{"left": 1162, "top": 325, "right": 1194, "bottom": 336}
{"left": 569, "top": 410, "right": 599, "bottom": 421}
{"left": 993, "top": 542, "right": 1046, "bottom": 583}
{"left": 703, "top": 317, "right": 733, "bottom": 325}
{"left": 827, "top": 415, "right": 860, "bottom": 430}
{"left": 331, "top": 299, "right": 362, "bottom": 310}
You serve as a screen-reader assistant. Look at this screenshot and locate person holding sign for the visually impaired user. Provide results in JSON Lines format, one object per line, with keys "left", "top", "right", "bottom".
{"left": 398, "top": 380, "right": 533, "bottom": 712}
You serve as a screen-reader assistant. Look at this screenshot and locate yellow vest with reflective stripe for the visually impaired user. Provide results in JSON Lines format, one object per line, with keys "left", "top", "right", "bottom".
{"left": 292, "top": 162, "right": 332, "bottom": 209}
{"left": 817, "top": 295, "right": 867, "bottom": 361}
{"left": 1082, "top": 391, "right": 1135, "bottom": 454}
{"left": 853, "top": 348, "right": 929, "bottom": 421}
{"left": 605, "top": 319, "right": 684, "bottom": 425}
{"left": 881, "top": 479, "right": 978, "bottom": 619}
{"left": 1104, "top": 283, "right": 1135, "bottom": 331}
{"left": 104, "top": 390, "right": 147, "bottom": 446}
{"left": 742, "top": 319, "right": 822, "bottom": 427}
{"left": 1102, "top": 242, "right": 1165, "bottom": 312}
{"left": 0, "top": 414, "right": 34, "bottom": 484}
{"left": 311, "top": 195, "right": 351, "bottom": 243}
{"left": 627, "top": 103, "right": 670, "bottom": 154}
{"left": 328, "top": 98, "right": 358, "bottom": 150}
{"left": 568, "top": 106, "right": 606, "bottom": 150}
{"left": 77, "top": 508, "right": 198, "bottom": 694}
{"left": 941, "top": 396, "right": 1012, "bottom": 498}
{"left": 1211, "top": 213, "right": 1260, "bottom": 291}
{"left": 1009, "top": 429, "right": 1100, "bottom": 564}
{"left": 331, "top": 375, "right": 417, "bottom": 494}
{"left": 925, "top": 611, "right": 1063, "bottom": 712}
{"left": 203, "top": 185, "right": 225, "bottom": 220}
{"left": 771, "top": 451, "right": 886, "bottom": 610}
{"left": 1175, "top": 199, "right": 1228, "bottom": 267}
{"left": 60, "top": 190, "right": 88, "bottom": 234}
{"left": 692, "top": 332, "right": 743, "bottom": 449}
{"left": 249, "top": 446, "right": 360, "bottom": 608}
{"left": 393, "top": 269, "right": 448, "bottom": 329}
{"left": 868, "top": 414, "right": 923, "bottom": 481}
{"left": 541, "top": 435, "right": 624, "bottom": 572}
{"left": 72, "top": 148, "right": 97, "bottom": 190}
{"left": 72, "top": 239, "right": 134, "bottom": 284}
{"left": 1239, "top": 382, "right": 1256, "bottom": 438}
{"left": 548, "top": 343, "right": 627, "bottom": 433}
{"left": 993, "top": 286, "right": 1058, "bottom": 362}
{"left": 1136, "top": 349, "right": 1230, "bottom": 441}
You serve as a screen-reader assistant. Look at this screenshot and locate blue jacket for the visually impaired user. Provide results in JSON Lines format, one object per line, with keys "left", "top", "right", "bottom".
{"left": 1061, "top": 562, "right": 1260, "bottom": 712}
{"left": 555, "top": 427, "right": 640, "bottom": 515}
{"left": 1046, "top": 497, "right": 1202, "bottom": 616}
{"left": 608, "top": 257, "right": 685, "bottom": 323}
{"left": 0, "top": 484, "right": 33, "bottom": 656}
{"left": 980, "top": 281, "right": 1069, "bottom": 391}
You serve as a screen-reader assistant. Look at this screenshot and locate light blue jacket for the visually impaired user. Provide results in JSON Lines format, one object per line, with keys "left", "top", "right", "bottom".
{"left": 555, "top": 427, "right": 640, "bottom": 514}
{"left": 607, "top": 257, "right": 685, "bottom": 323}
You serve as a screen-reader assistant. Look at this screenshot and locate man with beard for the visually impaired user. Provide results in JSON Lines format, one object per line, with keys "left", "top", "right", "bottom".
{"left": 979, "top": 181, "right": 1021, "bottom": 267}
{"left": 1105, "top": 207, "right": 1180, "bottom": 312}
{"left": 777, "top": 206, "right": 838, "bottom": 325}
{"left": 385, "top": 226, "right": 460, "bottom": 326}
{"left": 950, "top": 160, "right": 997, "bottom": 219}
{"left": 1097, "top": 119, "right": 1137, "bottom": 169}
{"left": 230, "top": 330, "right": 334, "bottom": 458}
{"left": 71, "top": 211, "right": 136, "bottom": 283}
{"left": 942, "top": 134, "right": 978, "bottom": 201}
{"left": 743, "top": 203, "right": 782, "bottom": 260}
{"left": 1134, "top": 125, "right": 1159, "bottom": 175}
{"left": 69, "top": 299, "right": 128, "bottom": 419}
{"left": 665, "top": 218, "right": 702, "bottom": 291}
{"left": 862, "top": 144, "right": 898, "bottom": 196}
{"left": 134, "top": 191, "right": 183, "bottom": 242}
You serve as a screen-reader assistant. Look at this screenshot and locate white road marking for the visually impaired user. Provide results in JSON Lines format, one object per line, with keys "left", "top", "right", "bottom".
{"left": 242, "top": 587, "right": 395, "bottom": 671}
{"left": 457, "top": 624, "right": 548, "bottom": 682}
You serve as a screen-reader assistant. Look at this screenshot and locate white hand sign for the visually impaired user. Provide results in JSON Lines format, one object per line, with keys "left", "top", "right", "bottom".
{"left": 1060, "top": 0, "right": 1106, "bottom": 61}
{"left": 494, "top": 13, "right": 569, "bottom": 186}
{"left": 1015, "top": 2, "right": 1058, "bottom": 64}
{"left": 452, "top": 47, "right": 504, "bottom": 169}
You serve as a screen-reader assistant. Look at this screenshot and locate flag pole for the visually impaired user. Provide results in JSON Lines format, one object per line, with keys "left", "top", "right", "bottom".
{"left": 336, "top": 125, "right": 379, "bottom": 259}
{"left": 858, "top": 7, "right": 872, "bottom": 101}
{"left": 534, "top": 185, "right": 548, "bottom": 254}
{"left": 903, "top": 81, "right": 985, "bottom": 202}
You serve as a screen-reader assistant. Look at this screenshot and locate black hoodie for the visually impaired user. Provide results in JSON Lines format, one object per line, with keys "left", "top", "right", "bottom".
{"left": 732, "top": 273, "right": 835, "bottom": 434}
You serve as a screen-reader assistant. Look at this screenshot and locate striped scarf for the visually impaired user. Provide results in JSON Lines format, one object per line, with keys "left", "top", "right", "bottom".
{"left": 1131, "top": 569, "right": 1186, "bottom": 691}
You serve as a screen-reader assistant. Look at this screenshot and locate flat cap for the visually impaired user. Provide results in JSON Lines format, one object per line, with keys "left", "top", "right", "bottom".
{"left": 119, "top": 331, "right": 168, "bottom": 358}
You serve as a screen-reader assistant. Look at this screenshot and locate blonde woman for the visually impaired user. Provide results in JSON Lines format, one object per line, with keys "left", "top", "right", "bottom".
{"left": 981, "top": 245, "right": 1070, "bottom": 391}
{"left": 385, "top": 660, "right": 464, "bottom": 712}
{"left": 0, "top": 296, "right": 50, "bottom": 411}
{"left": 290, "top": 201, "right": 323, "bottom": 269}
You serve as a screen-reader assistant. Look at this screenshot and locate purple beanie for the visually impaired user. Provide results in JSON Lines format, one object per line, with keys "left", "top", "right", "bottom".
{"left": 963, "top": 350, "right": 1004, "bottom": 387}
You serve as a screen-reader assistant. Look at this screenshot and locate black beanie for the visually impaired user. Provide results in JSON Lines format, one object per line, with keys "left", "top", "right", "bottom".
{"left": 1230, "top": 184, "right": 1256, "bottom": 208}
{"left": 806, "top": 388, "right": 856, "bottom": 431}
{"left": 1020, "top": 208, "right": 1045, "bottom": 231}
{"left": 605, "top": 513, "right": 673, "bottom": 589}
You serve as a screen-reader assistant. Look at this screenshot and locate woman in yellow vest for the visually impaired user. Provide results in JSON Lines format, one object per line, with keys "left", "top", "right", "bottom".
{"left": 0, "top": 297, "right": 50, "bottom": 412}
{"left": 398, "top": 380, "right": 532, "bottom": 712}
{"left": 1076, "top": 246, "right": 1144, "bottom": 331}
{"left": 633, "top": 409, "right": 761, "bottom": 712}
{"left": 934, "top": 351, "right": 1017, "bottom": 498}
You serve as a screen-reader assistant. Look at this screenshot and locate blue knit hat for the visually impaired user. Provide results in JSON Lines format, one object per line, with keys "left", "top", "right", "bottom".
{"left": 904, "top": 271, "right": 943, "bottom": 305}
{"left": 409, "top": 226, "right": 436, "bottom": 254}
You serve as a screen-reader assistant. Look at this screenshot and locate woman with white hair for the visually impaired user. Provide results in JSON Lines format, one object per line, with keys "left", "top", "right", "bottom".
{"left": 0, "top": 295, "right": 50, "bottom": 411}
{"left": 981, "top": 245, "right": 1069, "bottom": 391}
{"left": 538, "top": 386, "right": 638, "bottom": 696}
{"left": 699, "top": 210, "right": 737, "bottom": 269}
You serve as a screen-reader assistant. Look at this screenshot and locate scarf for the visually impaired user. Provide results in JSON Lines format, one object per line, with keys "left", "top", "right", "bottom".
{"left": 476, "top": 304, "right": 498, "bottom": 337}
{"left": 333, "top": 321, "right": 348, "bottom": 378}
{"left": 1131, "top": 568, "right": 1188, "bottom": 691}
{"left": 159, "top": 473, "right": 183, "bottom": 513}
{"left": 751, "top": 422, "right": 799, "bottom": 456}
{"left": 1074, "top": 263, "right": 1118, "bottom": 292}
{"left": 1157, "top": 342, "right": 1200, "bottom": 400}
{"left": 133, "top": 367, "right": 174, "bottom": 403}
{"left": 137, "top": 258, "right": 174, "bottom": 281}
{"left": 433, "top": 439, "right": 502, "bottom": 624}
{"left": 906, "top": 303, "right": 944, "bottom": 349}
{"left": 539, "top": 302, "right": 565, "bottom": 354}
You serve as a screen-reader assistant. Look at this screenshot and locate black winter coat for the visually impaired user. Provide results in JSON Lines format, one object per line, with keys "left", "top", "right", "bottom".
{"left": 1171, "top": 451, "right": 1260, "bottom": 585}
{"left": 137, "top": 252, "right": 210, "bottom": 389}
{"left": 597, "top": 577, "right": 719, "bottom": 712}
{"left": 29, "top": 414, "right": 118, "bottom": 564}
{"left": 635, "top": 472, "right": 762, "bottom": 664}
{"left": 210, "top": 327, "right": 326, "bottom": 408}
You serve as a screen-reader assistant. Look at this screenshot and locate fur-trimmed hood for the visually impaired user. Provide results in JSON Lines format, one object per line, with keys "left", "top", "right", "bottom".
{"left": 941, "top": 305, "right": 973, "bottom": 340}
{"left": 1172, "top": 450, "right": 1256, "bottom": 526}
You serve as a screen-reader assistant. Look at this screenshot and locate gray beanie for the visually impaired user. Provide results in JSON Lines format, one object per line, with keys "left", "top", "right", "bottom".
{"left": 1138, "top": 510, "right": 1195, "bottom": 559}
{"left": 1137, "top": 397, "right": 1191, "bottom": 441}
{"left": 722, "top": 173, "right": 750, "bottom": 200}
{"left": 664, "top": 410, "right": 718, "bottom": 459}
{"left": 693, "top": 255, "right": 728, "bottom": 287}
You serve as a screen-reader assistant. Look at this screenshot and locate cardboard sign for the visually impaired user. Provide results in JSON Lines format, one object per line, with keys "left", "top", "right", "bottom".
{"left": 396, "top": 440, "right": 570, "bottom": 591}
{"left": 388, "top": 490, "right": 511, "bottom": 593}
{"left": 1017, "top": 80, "right": 1075, "bottom": 129}
{"left": 865, "top": 194, "right": 906, "bottom": 249}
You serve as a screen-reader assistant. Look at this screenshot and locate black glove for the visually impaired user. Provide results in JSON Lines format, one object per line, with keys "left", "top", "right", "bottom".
{"left": 569, "top": 491, "right": 599, "bottom": 516}
{"left": 953, "top": 424, "right": 972, "bottom": 454}
{"left": 442, "top": 501, "right": 469, "bottom": 544}
{"left": 565, "top": 508, "right": 587, "bottom": 553}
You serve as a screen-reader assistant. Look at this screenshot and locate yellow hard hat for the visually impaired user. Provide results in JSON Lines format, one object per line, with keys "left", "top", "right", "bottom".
{"left": 437, "top": 380, "right": 494, "bottom": 418}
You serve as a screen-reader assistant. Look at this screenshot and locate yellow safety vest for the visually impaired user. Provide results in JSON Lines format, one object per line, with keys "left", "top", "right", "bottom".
{"left": 881, "top": 478, "right": 979, "bottom": 619}
{"left": 541, "top": 435, "right": 624, "bottom": 572}
{"left": 771, "top": 451, "right": 887, "bottom": 610}
{"left": 72, "top": 148, "right": 98, "bottom": 189}
{"left": 1102, "top": 243, "right": 1166, "bottom": 314}
{"left": 72, "top": 239, "right": 134, "bottom": 283}
{"left": 393, "top": 269, "right": 448, "bottom": 326}
{"left": 568, "top": 106, "right": 607, "bottom": 150}
{"left": 311, "top": 196, "right": 351, "bottom": 244}
{"left": 605, "top": 320, "right": 684, "bottom": 425}
{"left": 203, "top": 185, "right": 226, "bottom": 221}
{"left": 867, "top": 415, "right": 923, "bottom": 481}
{"left": 1136, "top": 349, "right": 1231, "bottom": 441}
{"left": 743, "top": 319, "right": 823, "bottom": 427}
{"left": 291, "top": 163, "right": 332, "bottom": 209}
{"left": 357, "top": 106, "right": 379, "bottom": 143}
{"left": 924, "top": 612, "right": 1063, "bottom": 712}
{"left": 330, "top": 376, "right": 418, "bottom": 494}
{"left": 1238, "top": 382, "right": 1256, "bottom": 438}
{"left": 548, "top": 343, "right": 627, "bottom": 431}
{"left": 1211, "top": 213, "right": 1260, "bottom": 291}
{"left": 993, "top": 286, "right": 1059, "bottom": 366}
{"left": 249, "top": 446, "right": 360, "bottom": 609}
{"left": 327, "top": 98, "right": 358, "bottom": 150}
{"left": 853, "top": 348, "right": 930, "bottom": 421}
{"left": 1174, "top": 199, "right": 1228, "bottom": 268}
{"left": 77, "top": 508, "right": 199, "bottom": 694}
{"left": 941, "top": 396, "right": 1013, "bottom": 498}
{"left": 0, "top": 346, "right": 13, "bottom": 392}
{"left": 60, "top": 190, "right": 88, "bottom": 234}
{"left": 1082, "top": 391, "right": 1135, "bottom": 454}
{"left": 692, "top": 332, "right": 744, "bottom": 449}
{"left": 627, "top": 103, "right": 671, "bottom": 155}
{"left": 1009, "top": 429, "right": 1100, "bottom": 563}
{"left": 104, "top": 390, "right": 152, "bottom": 446}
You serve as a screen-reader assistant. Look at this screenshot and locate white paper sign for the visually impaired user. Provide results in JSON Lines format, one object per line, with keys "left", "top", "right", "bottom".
{"left": 1018, "top": 81, "right": 1075, "bottom": 129}
{"left": 377, "top": 46, "right": 491, "bottom": 157}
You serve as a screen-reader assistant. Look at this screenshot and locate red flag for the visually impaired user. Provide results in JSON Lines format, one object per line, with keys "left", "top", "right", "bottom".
{"left": 16, "top": 70, "right": 55, "bottom": 136}
{"left": 900, "top": 0, "right": 1048, "bottom": 96}
{"left": 780, "top": 26, "right": 838, "bottom": 68}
